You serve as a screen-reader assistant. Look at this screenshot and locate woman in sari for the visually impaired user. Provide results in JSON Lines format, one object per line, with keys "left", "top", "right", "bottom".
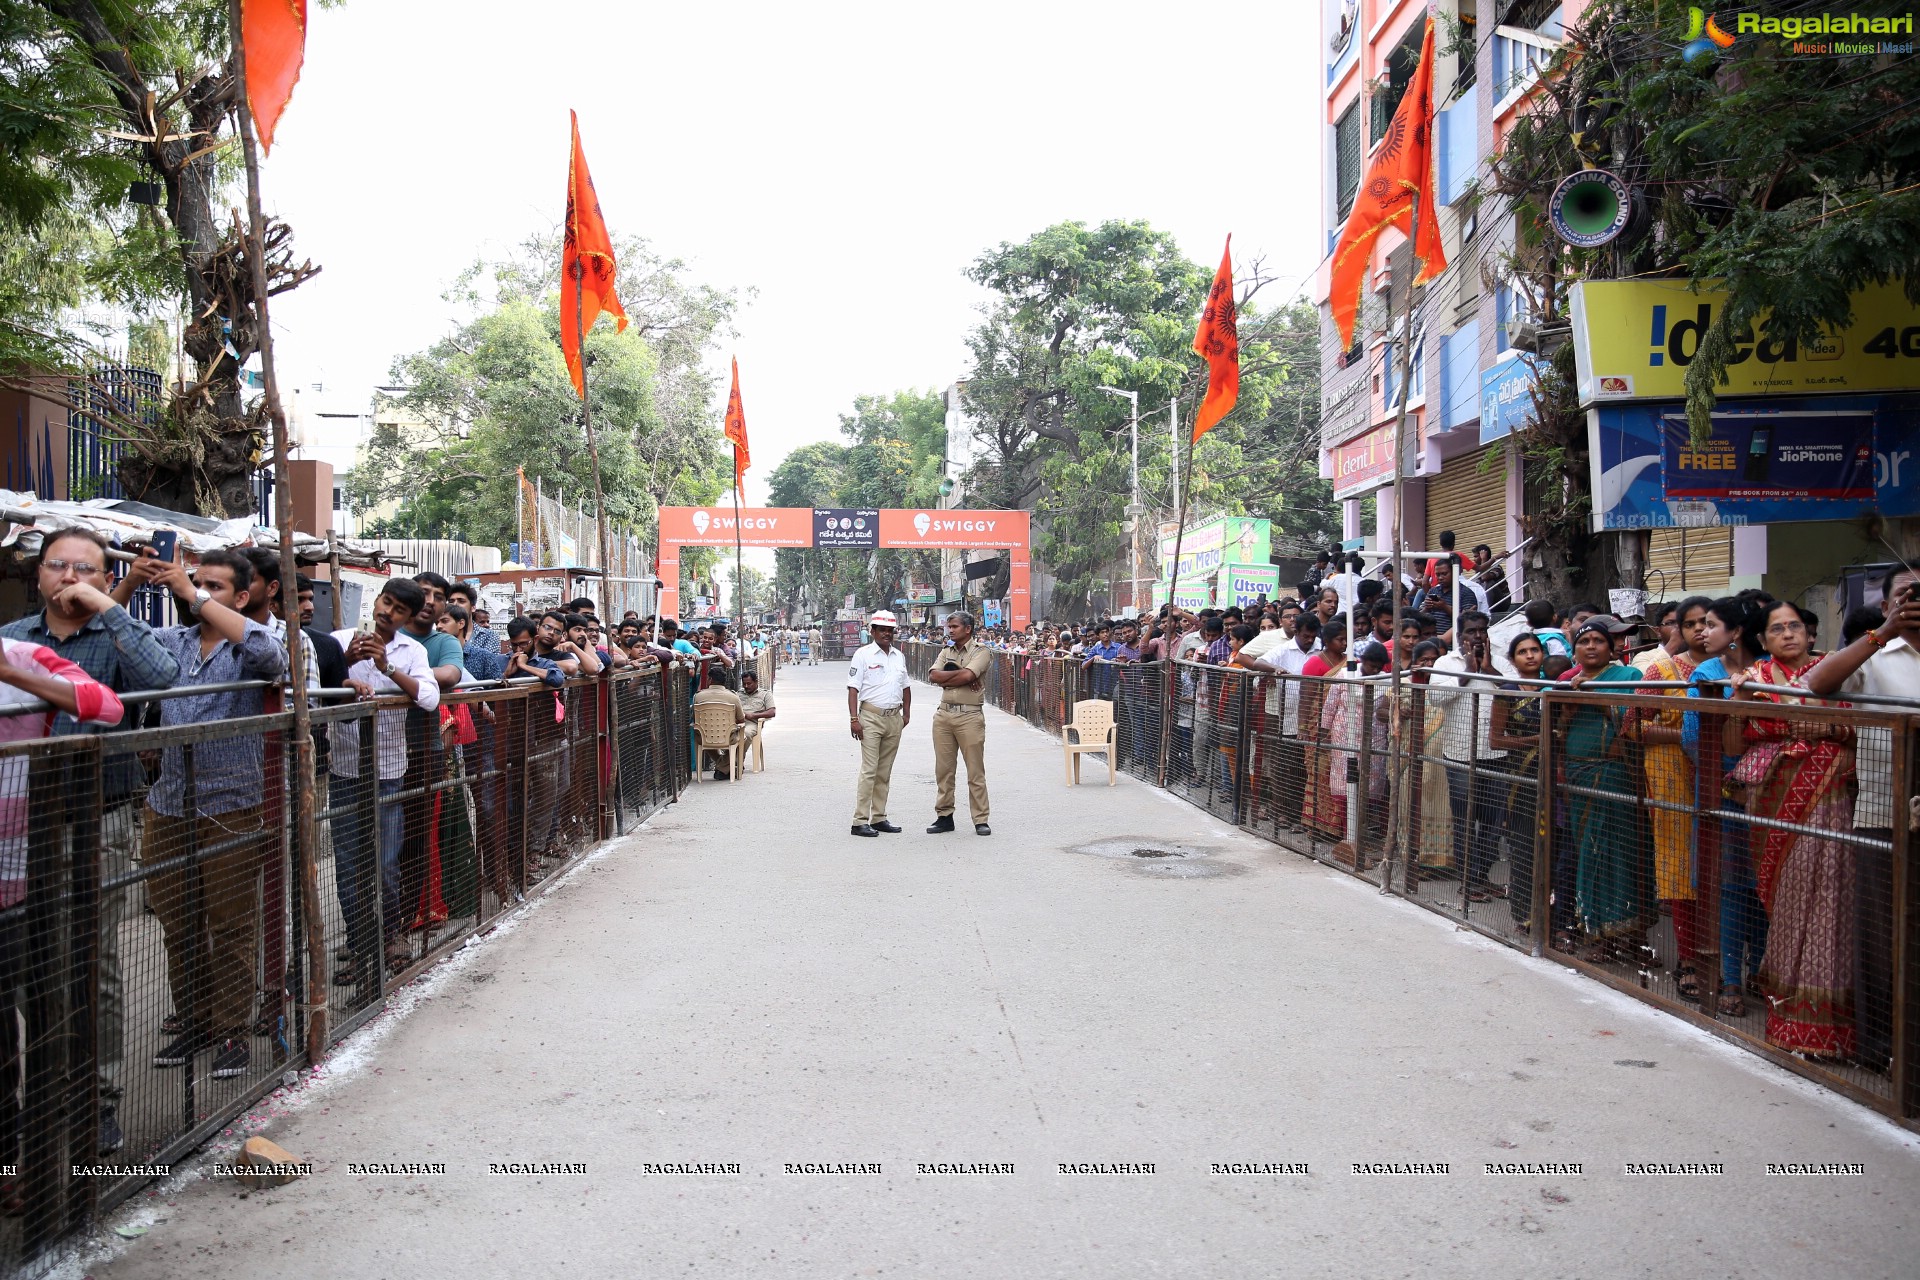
{"left": 1489, "top": 632, "right": 1546, "bottom": 933}
{"left": 1731, "top": 599, "right": 1857, "bottom": 1058}
{"left": 1302, "top": 617, "right": 1349, "bottom": 836}
{"left": 1635, "top": 596, "right": 1715, "bottom": 1000}
{"left": 1557, "top": 616, "right": 1646, "bottom": 961}
{"left": 1393, "top": 641, "right": 1453, "bottom": 868}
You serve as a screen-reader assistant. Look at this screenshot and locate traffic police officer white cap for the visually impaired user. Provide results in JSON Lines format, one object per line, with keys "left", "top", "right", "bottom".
{"left": 869, "top": 610, "right": 899, "bottom": 628}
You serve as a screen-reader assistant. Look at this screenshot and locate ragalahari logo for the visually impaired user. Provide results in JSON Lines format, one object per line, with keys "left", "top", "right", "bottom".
{"left": 912, "top": 512, "right": 931, "bottom": 537}
{"left": 691, "top": 510, "right": 709, "bottom": 535}
{"left": 1681, "top": 7, "right": 1738, "bottom": 62}
{"left": 1688, "top": 7, "right": 1917, "bottom": 60}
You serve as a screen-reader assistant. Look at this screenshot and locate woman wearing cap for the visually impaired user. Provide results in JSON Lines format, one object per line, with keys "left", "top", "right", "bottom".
{"left": 1730, "top": 599, "right": 1857, "bottom": 1058}
{"left": 1557, "top": 615, "right": 1647, "bottom": 962}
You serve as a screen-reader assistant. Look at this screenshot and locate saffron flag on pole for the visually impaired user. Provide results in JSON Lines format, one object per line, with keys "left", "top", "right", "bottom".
{"left": 240, "top": 0, "right": 307, "bottom": 154}
{"left": 560, "top": 110, "right": 628, "bottom": 400}
{"left": 1190, "top": 236, "right": 1238, "bottom": 444}
{"left": 723, "top": 357, "right": 750, "bottom": 496}
{"left": 1328, "top": 14, "right": 1448, "bottom": 350}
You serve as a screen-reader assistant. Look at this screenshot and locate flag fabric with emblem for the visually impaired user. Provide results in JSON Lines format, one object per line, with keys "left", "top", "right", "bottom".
{"left": 723, "top": 358, "right": 750, "bottom": 496}
{"left": 241, "top": 0, "right": 307, "bottom": 154}
{"left": 1328, "top": 15, "right": 1447, "bottom": 350}
{"left": 561, "top": 110, "right": 628, "bottom": 399}
{"left": 1190, "top": 236, "right": 1238, "bottom": 444}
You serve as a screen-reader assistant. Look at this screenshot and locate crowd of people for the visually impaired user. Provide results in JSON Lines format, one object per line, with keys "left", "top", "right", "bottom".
{"left": 0, "top": 529, "right": 780, "bottom": 1171}
{"left": 899, "top": 540, "right": 1918, "bottom": 1078}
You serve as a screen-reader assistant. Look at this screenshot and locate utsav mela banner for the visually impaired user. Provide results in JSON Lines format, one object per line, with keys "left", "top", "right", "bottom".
{"left": 1570, "top": 279, "right": 1920, "bottom": 406}
{"left": 1156, "top": 517, "right": 1272, "bottom": 583}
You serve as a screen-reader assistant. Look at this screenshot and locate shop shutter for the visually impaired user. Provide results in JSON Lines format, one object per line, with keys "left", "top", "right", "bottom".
{"left": 1425, "top": 445, "right": 1508, "bottom": 560}
{"left": 1647, "top": 526, "right": 1733, "bottom": 598}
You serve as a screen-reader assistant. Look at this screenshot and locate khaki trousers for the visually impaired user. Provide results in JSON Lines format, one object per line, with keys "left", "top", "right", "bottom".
{"left": 853, "top": 705, "right": 903, "bottom": 823}
{"left": 932, "top": 705, "right": 989, "bottom": 824}
{"left": 145, "top": 803, "right": 265, "bottom": 1036}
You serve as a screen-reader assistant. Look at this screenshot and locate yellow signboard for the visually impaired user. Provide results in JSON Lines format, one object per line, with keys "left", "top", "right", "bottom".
{"left": 1569, "top": 278, "right": 1920, "bottom": 405}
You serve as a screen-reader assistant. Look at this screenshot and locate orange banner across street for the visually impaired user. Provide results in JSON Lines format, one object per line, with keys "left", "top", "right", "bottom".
{"left": 656, "top": 507, "right": 815, "bottom": 548}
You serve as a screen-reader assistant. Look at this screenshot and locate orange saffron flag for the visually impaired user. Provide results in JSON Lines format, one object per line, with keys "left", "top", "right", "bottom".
{"left": 241, "top": 0, "right": 307, "bottom": 154}
{"left": 1191, "top": 236, "right": 1238, "bottom": 444}
{"left": 723, "top": 358, "right": 750, "bottom": 496}
{"left": 1328, "top": 15, "right": 1448, "bottom": 351}
{"left": 561, "top": 111, "right": 628, "bottom": 400}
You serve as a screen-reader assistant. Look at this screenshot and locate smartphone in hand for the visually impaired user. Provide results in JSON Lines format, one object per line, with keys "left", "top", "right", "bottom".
{"left": 150, "top": 530, "right": 178, "bottom": 562}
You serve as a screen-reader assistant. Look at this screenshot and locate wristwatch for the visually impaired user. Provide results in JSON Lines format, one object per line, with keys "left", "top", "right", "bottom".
{"left": 191, "top": 587, "right": 211, "bottom": 612}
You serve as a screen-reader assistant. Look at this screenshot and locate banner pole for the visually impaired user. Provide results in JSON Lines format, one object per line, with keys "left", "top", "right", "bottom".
{"left": 230, "top": 0, "right": 324, "bottom": 1062}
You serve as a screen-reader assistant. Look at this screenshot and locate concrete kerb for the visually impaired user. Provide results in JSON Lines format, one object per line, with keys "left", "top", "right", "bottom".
{"left": 52, "top": 808, "right": 665, "bottom": 1279}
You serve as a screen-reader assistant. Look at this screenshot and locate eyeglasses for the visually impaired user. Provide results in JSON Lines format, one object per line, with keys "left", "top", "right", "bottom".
{"left": 42, "top": 559, "right": 104, "bottom": 576}
{"left": 1766, "top": 621, "right": 1807, "bottom": 637}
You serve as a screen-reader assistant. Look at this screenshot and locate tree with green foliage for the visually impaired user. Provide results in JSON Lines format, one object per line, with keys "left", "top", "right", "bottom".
{"left": 1488, "top": 0, "right": 1920, "bottom": 596}
{"left": 11, "top": 0, "right": 325, "bottom": 515}
{"left": 352, "top": 233, "right": 736, "bottom": 554}
{"left": 960, "top": 219, "right": 1335, "bottom": 616}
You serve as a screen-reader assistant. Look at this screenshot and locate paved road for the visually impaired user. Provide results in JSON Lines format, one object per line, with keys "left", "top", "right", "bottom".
{"left": 85, "top": 661, "right": 1920, "bottom": 1279}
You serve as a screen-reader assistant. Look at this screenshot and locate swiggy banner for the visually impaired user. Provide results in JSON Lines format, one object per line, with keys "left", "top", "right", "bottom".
{"left": 877, "top": 509, "right": 1031, "bottom": 548}
{"left": 656, "top": 507, "right": 814, "bottom": 548}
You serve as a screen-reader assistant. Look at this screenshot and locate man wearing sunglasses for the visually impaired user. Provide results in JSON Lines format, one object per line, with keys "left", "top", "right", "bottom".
{"left": 1, "top": 527, "right": 180, "bottom": 1156}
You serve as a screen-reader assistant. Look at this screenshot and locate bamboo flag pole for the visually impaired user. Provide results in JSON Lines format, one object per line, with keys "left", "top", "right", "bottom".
{"left": 229, "top": 0, "right": 324, "bottom": 1062}
{"left": 1381, "top": 233, "right": 1421, "bottom": 896}
{"left": 732, "top": 453, "right": 746, "bottom": 624}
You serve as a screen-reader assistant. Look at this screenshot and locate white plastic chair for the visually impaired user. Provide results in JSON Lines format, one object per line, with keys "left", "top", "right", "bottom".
{"left": 1062, "top": 699, "right": 1118, "bottom": 786}
{"left": 692, "top": 703, "right": 745, "bottom": 782}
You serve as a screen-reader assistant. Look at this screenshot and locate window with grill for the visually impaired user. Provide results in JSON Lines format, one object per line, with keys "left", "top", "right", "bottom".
{"left": 1334, "top": 102, "right": 1361, "bottom": 221}
{"left": 1370, "top": 21, "right": 1426, "bottom": 145}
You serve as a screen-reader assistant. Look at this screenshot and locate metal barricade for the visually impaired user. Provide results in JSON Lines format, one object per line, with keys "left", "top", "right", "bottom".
{"left": 0, "top": 668, "right": 687, "bottom": 1277}
{"left": 901, "top": 645, "right": 1920, "bottom": 1131}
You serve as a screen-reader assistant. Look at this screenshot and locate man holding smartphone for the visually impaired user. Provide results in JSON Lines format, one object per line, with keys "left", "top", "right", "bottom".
{"left": 1802, "top": 565, "right": 1920, "bottom": 1076}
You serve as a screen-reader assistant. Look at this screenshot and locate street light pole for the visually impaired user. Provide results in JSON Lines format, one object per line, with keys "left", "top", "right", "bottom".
{"left": 1099, "top": 386, "right": 1142, "bottom": 616}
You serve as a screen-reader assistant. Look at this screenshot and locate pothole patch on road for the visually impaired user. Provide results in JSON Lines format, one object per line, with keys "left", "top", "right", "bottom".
{"left": 1069, "top": 836, "right": 1247, "bottom": 878}
{"left": 1071, "top": 836, "right": 1216, "bottom": 861}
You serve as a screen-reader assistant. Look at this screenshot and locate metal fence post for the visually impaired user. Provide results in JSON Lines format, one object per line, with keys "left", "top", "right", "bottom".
{"left": 1894, "top": 715, "right": 1916, "bottom": 1120}
{"left": 1531, "top": 690, "right": 1556, "bottom": 959}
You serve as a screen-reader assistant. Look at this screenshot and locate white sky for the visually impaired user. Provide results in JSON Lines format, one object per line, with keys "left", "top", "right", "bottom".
{"left": 261, "top": 0, "right": 1325, "bottom": 538}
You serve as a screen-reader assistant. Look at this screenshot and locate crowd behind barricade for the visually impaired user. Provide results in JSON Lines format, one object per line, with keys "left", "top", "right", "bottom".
{"left": 901, "top": 534, "right": 1920, "bottom": 1113}
{"left": 0, "top": 530, "right": 759, "bottom": 1259}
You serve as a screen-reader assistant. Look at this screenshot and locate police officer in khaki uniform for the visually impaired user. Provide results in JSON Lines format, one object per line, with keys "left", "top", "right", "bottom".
{"left": 925, "top": 610, "right": 993, "bottom": 836}
{"left": 847, "top": 611, "right": 910, "bottom": 836}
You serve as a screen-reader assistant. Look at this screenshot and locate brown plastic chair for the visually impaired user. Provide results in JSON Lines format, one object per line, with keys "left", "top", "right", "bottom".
{"left": 692, "top": 702, "right": 745, "bottom": 782}
{"left": 1062, "top": 698, "right": 1117, "bottom": 786}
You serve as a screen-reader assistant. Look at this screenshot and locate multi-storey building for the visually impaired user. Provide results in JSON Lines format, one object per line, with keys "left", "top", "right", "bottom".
{"left": 1317, "top": 1, "right": 1617, "bottom": 601}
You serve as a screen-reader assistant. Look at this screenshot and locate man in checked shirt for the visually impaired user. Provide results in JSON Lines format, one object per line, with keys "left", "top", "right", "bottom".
{"left": 141, "top": 550, "right": 286, "bottom": 1083}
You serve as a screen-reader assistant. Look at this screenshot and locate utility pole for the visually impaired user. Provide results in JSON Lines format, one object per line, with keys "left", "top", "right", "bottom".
{"left": 1099, "top": 386, "right": 1142, "bottom": 616}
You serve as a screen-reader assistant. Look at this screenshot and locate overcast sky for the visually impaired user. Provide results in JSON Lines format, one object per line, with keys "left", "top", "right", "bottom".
{"left": 262, "top": 0, "right": 1325, "bottom": 521}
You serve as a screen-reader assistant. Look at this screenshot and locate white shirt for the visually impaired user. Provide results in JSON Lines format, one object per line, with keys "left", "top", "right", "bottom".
{"left": 846, "top": 641, "right": 909, "bottom": 709}
{"left": 328, "top": 628, "right": 439, "bottom": 780}
{"left": 1835, "top": 637, "right": 1920, "bottom": 830}
{"left": 1242, "top": 628, "right": 1321, "bottom": 731}
{"left": 1427, "top": 651, "right": 1506, "bottom": 761}
{"left": 1323, "top": 571, "right": 1365, "bottom": 614}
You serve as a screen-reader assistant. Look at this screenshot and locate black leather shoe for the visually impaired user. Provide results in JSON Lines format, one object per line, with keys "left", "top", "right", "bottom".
{"left": 975, "top": 823, "right": 992, "bottom": 837}
{"left": 872, "top": 821, "right": 903, "bottom": 834}
{"left": 925, "top": 815, "right": 955, "bottom": 834}
{"left": 851, "top": 824, "right": 879, "bottom": 837}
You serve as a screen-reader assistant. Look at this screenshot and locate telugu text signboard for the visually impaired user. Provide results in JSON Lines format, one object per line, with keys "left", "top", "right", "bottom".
{"left": 1480, "top": 354, "right": 1537, "bottom": 444}
{"left": 1571, "top": 278, "right": 1920, "bottom": 406}
{"left": 1660, "top": 411, "right": 1875, "bottom": 501}
{"left": 812, "top": 507, "right": 879, "bottom": 548}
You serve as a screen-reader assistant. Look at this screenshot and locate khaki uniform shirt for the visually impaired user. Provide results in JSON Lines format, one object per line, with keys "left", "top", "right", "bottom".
{"left": 739, "top": 688, "right": 775, "bottom": 718}
{"left": 933, "top": 640, "right": 993, "bottom": 708}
